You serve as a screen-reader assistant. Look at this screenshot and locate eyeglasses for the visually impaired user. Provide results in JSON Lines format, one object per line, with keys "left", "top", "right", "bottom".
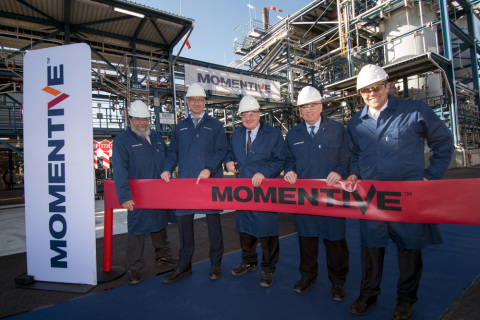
{"left": 240, "top": 111, "right": 259, "bottom": 118}
{"left": 188, "top": 98, "right": 205, "bottom": 104}
{"left": 131, "top": 117, "right": 149, "bottom": 123}
{"left": 359, "top": 83, "right": 387, "bottom": 94}
{"left": 299, "top": 104, "right": 321, "bottom": 109}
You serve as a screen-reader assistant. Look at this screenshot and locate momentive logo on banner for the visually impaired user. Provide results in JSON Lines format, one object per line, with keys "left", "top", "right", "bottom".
{"left": 211, "top": 184, "right": 401, "bottom": 215}
{"left": 24, "top": 43, "right": 96, "bottom": 285}
{"left": 42, "top": 67, "right": 71, "bottom": 269}
{"left": 103, "top": 177, "right": 480, "bottom": 225}
{"left": 184, "top": 64, "right": 281, "bottom": 100}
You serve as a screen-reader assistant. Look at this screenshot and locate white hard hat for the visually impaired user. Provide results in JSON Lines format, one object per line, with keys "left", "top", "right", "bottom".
{"left": 296, "top": 86, "right": 322, "bottom": 106}
{"left": 238, "top": 95, "right": 260, "bottom": 114}
{"left": 356, "top": 64, "right": 389, "bottom": 90}
{"left": 128, "top": 100, "right": 150, "bottom": 118}
{"left": 186, "top": 83, "right": 206, "bottom": 98}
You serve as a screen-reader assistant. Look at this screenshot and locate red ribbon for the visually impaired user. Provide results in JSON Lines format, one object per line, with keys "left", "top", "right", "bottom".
{"left": 104, "top": 178, "right": 480, "bottom": 225}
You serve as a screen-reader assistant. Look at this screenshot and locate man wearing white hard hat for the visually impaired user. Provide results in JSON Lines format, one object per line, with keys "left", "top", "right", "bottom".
{"left": 284, "top": 86, "right": 350, "bottom": 301}
{"left": 347, "top": 65, "right": 453, "bottom": 319}
{"left": 224, "top": 95, "right": 285, "bottom": 288}
{"left": 112, "top": 100, "right": 176, "bottom": 285}
{"left": 162, "top": 83, "right": 228, "bottom": 284}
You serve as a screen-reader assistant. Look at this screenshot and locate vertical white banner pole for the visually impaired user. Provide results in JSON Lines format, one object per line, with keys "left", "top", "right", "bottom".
{"left": 24, "top": 43, "right": 97, "bottom": 285}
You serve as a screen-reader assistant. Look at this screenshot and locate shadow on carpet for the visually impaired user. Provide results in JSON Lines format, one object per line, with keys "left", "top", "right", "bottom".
{"left": 8, "top": 220, "right": 480, "bottom": 320}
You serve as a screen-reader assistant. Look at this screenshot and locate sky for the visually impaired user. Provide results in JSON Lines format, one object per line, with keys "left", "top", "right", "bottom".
{"left": 134, "top": 0, "right": 313, "bottom": 67}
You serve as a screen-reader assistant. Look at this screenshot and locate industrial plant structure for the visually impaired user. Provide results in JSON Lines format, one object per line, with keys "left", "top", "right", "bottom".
{"left": 0, "top": 0, "right": 479, "bottom": 185}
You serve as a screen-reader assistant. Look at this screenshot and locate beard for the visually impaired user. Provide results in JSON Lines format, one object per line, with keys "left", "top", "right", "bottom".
{"left": 131, "top": 125, "right": 151, "bottom": 138}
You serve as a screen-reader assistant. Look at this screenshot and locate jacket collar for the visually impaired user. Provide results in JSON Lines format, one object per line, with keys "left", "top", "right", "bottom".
{"left": 359, "top": 94, "right": 398, "bottom": 119}
{"left": 241, "top": 120, "right": 267, "bottom": 133}
{"left": 295, "top": 115, "right": 332, "bottom": 132}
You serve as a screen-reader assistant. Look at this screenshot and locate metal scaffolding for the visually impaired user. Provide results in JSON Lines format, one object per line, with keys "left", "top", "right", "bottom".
{"left": 0, "top": 0, "right": 479, "bottom": 168}
{"left": 230, "top": 0, "right": 480, "bottom": 149}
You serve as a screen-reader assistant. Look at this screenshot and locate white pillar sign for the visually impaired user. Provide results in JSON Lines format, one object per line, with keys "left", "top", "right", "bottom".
{"left": 24, "top": 43, "right": 97, "bottom": 285}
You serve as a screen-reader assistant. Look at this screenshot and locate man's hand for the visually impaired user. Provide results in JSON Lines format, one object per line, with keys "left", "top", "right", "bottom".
{"left": 284, "top": 171, "right": 297, "bottom": 184}
{"left": 161, "top": 171, "right": 171, "bottom": 183}
{"left": 326, "top": 171, "right": 341, "bottom": 186}
{"left": 225, "top": 161, "right": 238, "bottom": 173}
{"left": 122, "top": 200, "right": 135, "bottom": 211}
{"left": 196, "top": 169, "right": 211, "bottom": 184}
{"left": 252, "top": 173, "right": 265, "bottom": 187}
{"left": 347, "top": 174, "right": 358, "bottom": 183}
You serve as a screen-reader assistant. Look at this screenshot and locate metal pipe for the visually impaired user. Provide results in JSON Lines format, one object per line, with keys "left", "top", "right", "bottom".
{"left": 287, "top": 45, "right": 294, "bottom": 103}
{"left": 169, "top": 52, "right": 177, "bottom": 126}
{"left": 426, "top": 52, "right": 453, "bottom": 97}
{"left": 357, "top": 20, "right": 442, "bottom": 56}
{"left": 455, "top": 144, "right": 467, "bottom": 168}
{"left": 438, "top": 0, "right": 459, "bottom": 145}
{"left": 419, "top": 0, "right": 426, "bottom": 53}
{"left": 344, "top": 3, "right": 353, "bottom": 77}
{"left": 337, "top": 0, "right": 345, "bottom": 57}
{"left": 352, "top": 0, "right": 398, "bottom": 22}
{"left": 273, "top": 115, "right": 289, "bottom": 131}
{"left": 467, "top": 11, "right": 480, "bottom": 107}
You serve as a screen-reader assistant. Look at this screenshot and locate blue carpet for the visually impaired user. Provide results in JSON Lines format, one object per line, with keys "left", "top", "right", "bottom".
{"left": 11, "top": 220, "right": 480, "bottom": 320}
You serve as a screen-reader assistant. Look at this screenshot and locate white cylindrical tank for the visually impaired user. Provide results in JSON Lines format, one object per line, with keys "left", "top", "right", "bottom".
{"left": 382, "top": 2, "right": 442, "bottom": 99}
{"left": 383, "top": 4, "right": 438, "bottom": 62}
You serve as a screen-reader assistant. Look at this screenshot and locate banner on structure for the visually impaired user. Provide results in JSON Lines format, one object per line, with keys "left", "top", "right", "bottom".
{"left": 104, "top": 178, "right": 480, "bottom": 225}
{"left": 185, "top": 64, "right": 281, "bottom": 100}
{"left": 24, "top": 43, "right": 97, "bottom": 285}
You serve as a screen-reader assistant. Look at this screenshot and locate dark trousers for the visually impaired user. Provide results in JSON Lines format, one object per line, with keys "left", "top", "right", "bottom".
{"left": 360, "top": 245, "right": 423, "bottom": 302}
{"left": 298, "top": 236, "right": 349, "bottom": 284}
{"left": 127, "top": 227, "right": 171, "bottom": 271}
{"left": 177, "top": 214, "right": 224, "bottom": 271}
{"left": 239, "top": 232, "right": 279, "bottom": 273}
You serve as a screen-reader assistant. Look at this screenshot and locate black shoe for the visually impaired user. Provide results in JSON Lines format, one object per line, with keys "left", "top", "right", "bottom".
{"left": 163, "top": 268, "right": 192, "bottom": 284}
{"left": 259, "top": 271, "right": 274, "bottom": 288}
{"left": 231, "top": 263, "right": 258, "bottom": 276}
{"left": 128, "top": 269, "right": 140, "bottom": 285}
{"left": 156, "top": 257, "right": 178, "bottom": 267}
{"left": 210, "top": 266, "right": 222, "bottom": 280}
{"left": 349, "top": 295, "right": 378, "bottom": 316}
{"left": 392, "top": 299, "right": 413, "bottom": 320}
{"left": 332, "top": 283, "right": 346, "bottom": 302}
{"left": 294, "top": 276, "right": 316, "bottom": 293}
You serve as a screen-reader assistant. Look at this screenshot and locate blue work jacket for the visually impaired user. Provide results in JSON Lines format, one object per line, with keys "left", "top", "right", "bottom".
{"left": 163, "top": 114, "right": 228, "bottom": 216}
{"left": 285, "top": 116, "right": 350, "bottom": 239}
{"left": 225, "top": 121, "right": 285, "bottom": 237}
{"left": 347, "top": 95, "right": 454, "bottom": 248}
{"left": 112, "top": 127, "right": 172, "bottom": 236}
